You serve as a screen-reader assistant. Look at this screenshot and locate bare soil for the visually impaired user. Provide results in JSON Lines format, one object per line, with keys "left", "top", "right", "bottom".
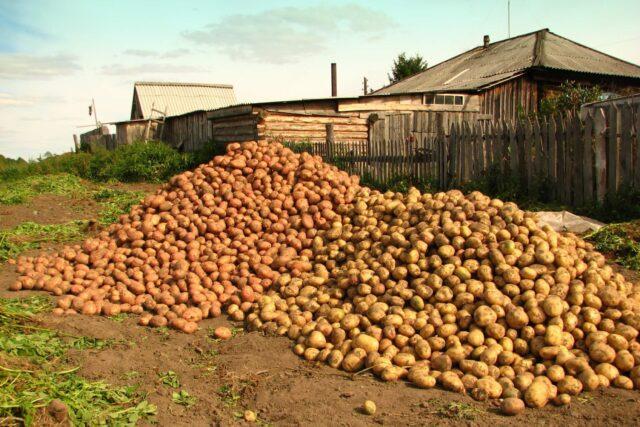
{"left": 2, "top": 189, "right": 640, "bottom": 426}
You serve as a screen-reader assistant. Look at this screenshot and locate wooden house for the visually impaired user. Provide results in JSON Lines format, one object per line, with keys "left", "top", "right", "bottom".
{"left": 371, "top": 28, "right": 640, "bottom": 121}
{"left": 202, "top": 29, "right": 640, "bottom": 148}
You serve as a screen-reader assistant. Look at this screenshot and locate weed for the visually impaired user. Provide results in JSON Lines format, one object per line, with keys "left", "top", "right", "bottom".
{"left": 0, "top": 174, "right": 84, "bottom": 205}
{"left": 93, "top": 188, "right": 144, "bottom": 226}
{"left": 121, "top": 371, "right": 140, "bottom": 380}
{"left": 585, "top": 223, "right": 640, "bottom": 270}
{"left": 434, "top": 402, "right": 481, "bottom": 420}
{"left": 109, "top": 313, "right": 131, "bottom": 323}
{"left": 158, "top": 371, "right": 180, "bottom": 388}
{"left": 172, "top": 390, "right": 197, "bottom": 407}
{"left": 0, "top": 297, "right": 111, "bottom": 362}
{"left": 154, "top": 327, "right": 170, "bottom": 341}
{"left": 0, "top": 296, "right": 156, "bottom": 425}
{"left": 0, "top": 221, "right": 87, "bottom": 261}
{"left": 218, "top": 384, "right": 241, "bottom": 407}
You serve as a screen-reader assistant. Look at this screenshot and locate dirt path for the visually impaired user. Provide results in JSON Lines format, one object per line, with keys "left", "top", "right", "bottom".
{"left": 2, "top": 189, "right": 640, "bottom": 426}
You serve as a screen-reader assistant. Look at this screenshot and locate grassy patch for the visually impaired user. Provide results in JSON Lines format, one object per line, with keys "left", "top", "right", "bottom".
{"left": 171, "top": 390, "right": 197, "bottom": 407}
{"left": 93, "top": 188, "right": 144, "bottom": 226}
{"left": 0, "top": 174, "right": 84, "bottom": 205}
{"left": 158, "top": 371, "right": 180, "bottom": 388}
{"left": 0, "top": 296, "right": 156, "bottom": 426}
{"left": 585, "top": 222, "right": 640, "bottom": 270}
{"left": 0, "top": 221, "right": 87, "bottom": 261}
{"left": 217, "top": 384, "right": 242, "bottom": 407}
{"left": 434, "top": 401, "right": 482, "bottom": 420}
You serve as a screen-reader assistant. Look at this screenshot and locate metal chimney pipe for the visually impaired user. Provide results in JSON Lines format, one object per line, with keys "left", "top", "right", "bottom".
{"left": 483, "top": 35, "right": 490, "bottom": 48}
{"left": 331, "top": 63, "right": 337, "bottom": 97}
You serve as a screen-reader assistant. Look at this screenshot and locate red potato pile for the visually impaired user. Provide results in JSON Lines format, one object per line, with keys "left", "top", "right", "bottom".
{"left": 9, "top": 141, "right": 359, "bottom": 333}
{"left": 8, "top": 140, "right": 640, "bottom": 414}
{"left": 247, "top": 187, "right": 640, "bottom": 413}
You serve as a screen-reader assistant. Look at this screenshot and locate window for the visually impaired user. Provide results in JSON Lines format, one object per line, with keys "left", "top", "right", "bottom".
{"left": 424, "top": 93, "right": 465, "bottom": 106}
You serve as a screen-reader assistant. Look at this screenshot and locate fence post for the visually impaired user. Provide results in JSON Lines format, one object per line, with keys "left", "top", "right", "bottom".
{"left": 326, "top": 123, "right": 335, "bottom": 160}
{"left": 448, "top": 122, "right": 458, "bottom": 188}
{"left": 606, "top": 104, "right": 618, "bottom": 194}
{"left": 635, "top": 104, "right": 640, "bottom": 188}
{"left": 582, "top": 112, "right": 594, "bottom": 204}
{"left": 594, "top": 108, "right": 607, "bottom": 203}
{"left": 619, "top": 103, "right": 633, "bottom": 187}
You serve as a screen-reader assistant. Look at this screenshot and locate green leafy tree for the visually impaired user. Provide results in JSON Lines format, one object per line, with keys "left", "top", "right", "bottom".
{"left": 539, "top": 81, "right": 602, "bottom": 117}
{"left": 388, "top": 52, "right": 427, "bottom": 84}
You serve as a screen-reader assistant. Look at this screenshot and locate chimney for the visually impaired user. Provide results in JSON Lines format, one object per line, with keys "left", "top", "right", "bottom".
{"left": 483, "top": 35, "right": 490, "bottom": 48}
{"left": 331, "top": 63, "right": 337, "bottom": 97}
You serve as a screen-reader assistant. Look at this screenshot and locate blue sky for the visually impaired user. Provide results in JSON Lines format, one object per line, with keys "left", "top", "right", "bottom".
{"left": 1, "top": 0, "right": 639, "bottom": 159}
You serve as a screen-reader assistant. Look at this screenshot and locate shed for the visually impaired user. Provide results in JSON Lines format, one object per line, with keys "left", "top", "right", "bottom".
{"left": 130, "top": 81, "right": 237, "bottom": 120}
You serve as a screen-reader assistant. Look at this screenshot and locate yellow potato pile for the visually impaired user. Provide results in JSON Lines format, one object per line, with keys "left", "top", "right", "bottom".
{"left": 8, "top": 140, "right": 640, "bottom": 413}
{"left": 247, "top": 187, "right": 640, "bottom": 413}
{"left": 10, "top": 141, "right": 359, "bottom": 333}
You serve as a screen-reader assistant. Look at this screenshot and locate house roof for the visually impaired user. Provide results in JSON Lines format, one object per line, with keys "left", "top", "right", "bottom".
{"left": 372, "top": 29, "right": 640, "bottom": 95}
{"left": 131, "top": 81, "right": 237, "bottom": 119}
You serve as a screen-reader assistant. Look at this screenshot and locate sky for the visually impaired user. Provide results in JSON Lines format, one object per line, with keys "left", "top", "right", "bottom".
{"left": 1, "top": 0, "right": 639, "bottom": 159}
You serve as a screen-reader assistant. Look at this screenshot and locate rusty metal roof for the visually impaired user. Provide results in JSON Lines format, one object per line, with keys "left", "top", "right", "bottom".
{"left": 373, "top": 29, "right": 640, "bottom": 95}
{"left": 132, "top": 81, "right": 236, "bottom": 119}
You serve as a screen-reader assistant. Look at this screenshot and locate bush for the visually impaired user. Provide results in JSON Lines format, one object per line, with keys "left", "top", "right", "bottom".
{"left": 0, "top": 140, "right": 228, "bottom": 185}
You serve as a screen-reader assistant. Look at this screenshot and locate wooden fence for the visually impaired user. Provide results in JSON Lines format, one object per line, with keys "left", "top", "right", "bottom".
{"left": 310, "top": 105, "right": 639, "bottom": 207}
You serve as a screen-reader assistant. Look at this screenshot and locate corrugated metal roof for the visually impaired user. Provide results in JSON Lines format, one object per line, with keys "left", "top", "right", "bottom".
{"left": 132, "top": 81, "right": 237, "bottom": 119}
{"left": 373, "top": 29, "right": 640, "bottom": 95}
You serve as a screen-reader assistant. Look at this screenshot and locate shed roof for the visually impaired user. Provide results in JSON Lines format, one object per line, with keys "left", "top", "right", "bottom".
{"left": 131, "top": 81, "right": 237, "bottom": 119}
{"left": 373, "top": 29, "right": 640, "bottom": 95}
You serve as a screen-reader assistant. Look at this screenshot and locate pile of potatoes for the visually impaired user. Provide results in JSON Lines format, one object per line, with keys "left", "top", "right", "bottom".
{"left": 9, "top": 141, "right": 359, "bottom": 333}
{"left": 246, "top": 187, "right": 640, "bottom": 413}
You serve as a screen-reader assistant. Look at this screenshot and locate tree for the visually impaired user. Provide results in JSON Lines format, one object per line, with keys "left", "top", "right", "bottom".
{"left": 388, "top": 52, "right": 427, "bottom": 84}
{"left": 539, "top": 81, "right": 602, "bottom": 117}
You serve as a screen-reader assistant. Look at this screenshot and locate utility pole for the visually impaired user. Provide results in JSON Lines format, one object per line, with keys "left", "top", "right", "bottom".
{"left": 363, "top": 77, "right": 368, "bottom": 95}
{"left": 90, "top": 98, "right": 100, "bottom": 128}
{"left": 508, "top": 0, "right": 511, "bottom": 37}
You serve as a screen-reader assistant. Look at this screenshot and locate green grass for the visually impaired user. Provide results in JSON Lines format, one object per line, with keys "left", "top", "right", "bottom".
{"left": 0, "top": 221, "right": 87, "bottom": 261}
{"left": 0, "top": 296, "right": 156, "bottom": 426}
{"left": 158, "top": 371, "right": 180, "bottom": 388}
{"left": 217, "top": 384, "right": 242, "bottom": 407}
{"left": 434, "top": 401, "right": 482, "bottom": 420}
{"left": 585, "top": 223, "right": 640, "bottom": 270}
{"left": 171, "top": 390, "right": 196, "bottom": 407}
{"left": 0, "top": 174, "right": 84, "bottom": 205}
{"left": 93, "top": 188, "right": 144, "bottom": 226}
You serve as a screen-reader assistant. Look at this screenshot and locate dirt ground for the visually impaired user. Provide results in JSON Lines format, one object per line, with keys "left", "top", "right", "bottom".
{"left": 1, "top": 186, "right": 640, "bottom": 426}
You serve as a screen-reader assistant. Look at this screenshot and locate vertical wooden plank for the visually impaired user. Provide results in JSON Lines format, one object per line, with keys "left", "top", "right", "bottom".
{"left": 619, "top": 103, "right": 633, "bottom": 187}
{"left": 582, "top": 112, "right": 594, "bottom": 204}
{"left": 635, "top": 104, "right": 640, "bottom": 188}
{"left": 547, "top": 117, "right": 558, "bottom": 198}
{"left": 573, "top": 114, "right": 584, "bottom": 207}
{"left": 523, "top": 119, "right": 533, "bottom": 192}
{"left": 556, "top": 116, "right": 567, "bottom": 204}
{"left": 510, "top": 120, "right": 518, "bottom": 173}
{"left": 502, "top": 120, "right": 511, "bottom": 175}
{"left": 533, "top": 117, "right": 543, "bottom": 181}
{"left": 606, "top": 104, "right": 619, "bottom": 195}
{"left": 448, "top": 122, "right": 458, "bottom": 188}
{"left": 326, "top": 123, "right": 335, "bottom": 159}
{"left": 594, "top": 108, "right": 607, "bottom": 203}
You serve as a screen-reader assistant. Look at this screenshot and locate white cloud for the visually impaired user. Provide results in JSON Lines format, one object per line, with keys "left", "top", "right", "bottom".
{"left": 123, "top": 48, "right": 191, "bottom": 59}
{"left": 0, "top": 92, "right": 33, "bottom": 107}
{"left": 100, "top": 63, "right": 203, "bottom": 75}
{"left": 123, "top": 49, "right": 157, "bottom": 57}
{"left": 182, "top": 3, "right": 394, "bottom": 63}
{"left": 0, "top": 53, "right": 80, "bottom": 79}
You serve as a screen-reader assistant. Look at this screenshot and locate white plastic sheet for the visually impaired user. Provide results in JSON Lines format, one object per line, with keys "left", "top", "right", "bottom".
{"left": 536, "top": 211, "right": 604, "bottom": 234}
